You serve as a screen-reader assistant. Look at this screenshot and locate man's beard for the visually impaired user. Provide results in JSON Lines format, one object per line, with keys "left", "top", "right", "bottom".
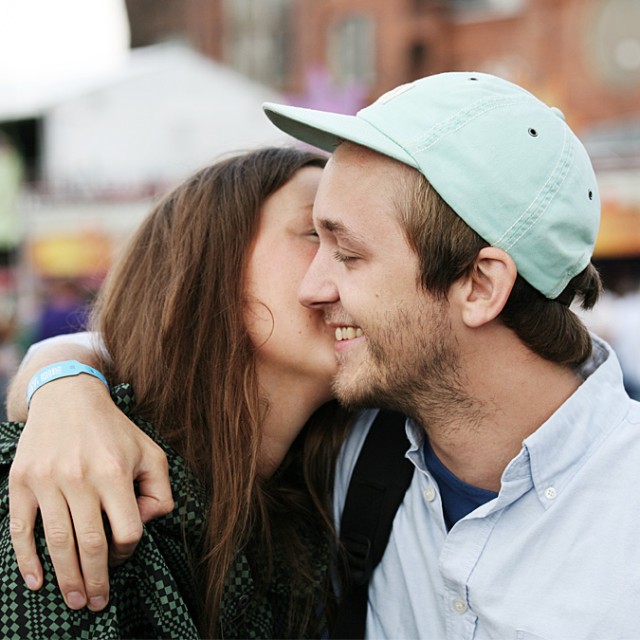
{"left": 332, "top": 301, "right": 471, "bottom": 426}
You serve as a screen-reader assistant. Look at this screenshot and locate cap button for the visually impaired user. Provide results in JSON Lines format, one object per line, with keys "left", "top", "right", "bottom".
{"left": 550, "top": 106, "right": 566, "bottom": 122}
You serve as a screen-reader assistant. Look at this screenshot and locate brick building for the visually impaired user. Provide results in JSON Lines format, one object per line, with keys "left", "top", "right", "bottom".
{"left": 125, "top": 0, "right": 640, "bottom": 132}
{"left": 124, "top": 0, "right": 639, "bottom": 262}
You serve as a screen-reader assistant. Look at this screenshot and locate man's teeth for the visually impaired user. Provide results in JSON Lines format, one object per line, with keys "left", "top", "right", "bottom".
{"left": 335, "top": 327, "right": 364, "bottom": 341}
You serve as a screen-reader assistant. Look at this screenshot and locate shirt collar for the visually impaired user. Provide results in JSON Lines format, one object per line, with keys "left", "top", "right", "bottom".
{"left": 403, "top": 336, "right": 631, "bottom": 509}
{"left": 405, "top": 417, "right": 426, "bottom": 471}
{"left": 517, "top": 335, "right": 630, "bottom": 508}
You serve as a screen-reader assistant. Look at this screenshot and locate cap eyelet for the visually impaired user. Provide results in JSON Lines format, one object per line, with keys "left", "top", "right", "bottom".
{"left": 588, "top": 190, "right": 593, "bottom": 200}
{"left": 528, "top": 128, "right": 538, "bottom": 137}
{"left": 469, "top": 77, "right": 478, "bottom": 81}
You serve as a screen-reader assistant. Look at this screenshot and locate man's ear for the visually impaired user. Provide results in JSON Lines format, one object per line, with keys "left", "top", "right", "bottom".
{"left": 453, "top": 247, "right": 517, "bottom": 328}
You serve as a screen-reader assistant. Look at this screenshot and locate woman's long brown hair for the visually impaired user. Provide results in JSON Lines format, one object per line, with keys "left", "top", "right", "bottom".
{"left": 91, "top": 147, "right": 349, "bottom": 637}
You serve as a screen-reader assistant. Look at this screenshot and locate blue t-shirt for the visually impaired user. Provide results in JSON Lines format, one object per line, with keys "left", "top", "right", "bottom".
{"left": 423, "top": 439, "right": 498, "bottom": 530}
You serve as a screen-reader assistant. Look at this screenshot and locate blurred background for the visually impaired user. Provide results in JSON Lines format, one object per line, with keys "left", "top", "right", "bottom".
{"left": 1, "top": 0, "right": 639, "bottom": 416}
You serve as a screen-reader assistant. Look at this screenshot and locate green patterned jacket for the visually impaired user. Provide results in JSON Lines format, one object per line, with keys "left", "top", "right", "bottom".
{"left": 0, "top": 384, "right": 330, "bottom": 639}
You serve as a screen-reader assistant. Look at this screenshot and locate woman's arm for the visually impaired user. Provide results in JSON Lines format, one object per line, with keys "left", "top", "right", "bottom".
{"left": 6, "top": 333, "right": 173, "bottom": 611}
{"left": 6, "top": 333, "right": 105, "bottom": 421}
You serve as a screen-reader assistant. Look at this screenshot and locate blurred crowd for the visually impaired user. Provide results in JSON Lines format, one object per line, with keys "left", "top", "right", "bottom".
{"left": 0, "top": 276, "right": 92, "bottom": 421}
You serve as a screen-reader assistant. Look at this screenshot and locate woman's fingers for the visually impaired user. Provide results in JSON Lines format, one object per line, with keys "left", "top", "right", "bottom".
{"left": 10, "top": 467, "right": 146, "bottom": 612}
{"left": 8, "top": 481, "right": 43, "bottom": 592}
{"left": 134, "top": 442, "right": 174, "bottom": 525}
{"left": 37, "top": 488, "right": 89, "bottom": 610}
{"left": 10, "top": 484, "right": 106, "bottom": 612}
{"left": 69, "top": 499, "right": 112, "bottom": 611}
{"left": 100, "top": 480, "right": 145, "bottom": 567}
{"left": 37, "top": 457, "right": 153, "bottom": 610}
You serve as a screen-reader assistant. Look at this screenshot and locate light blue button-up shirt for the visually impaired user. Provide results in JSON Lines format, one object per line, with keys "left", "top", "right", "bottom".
{"left": 334, "top": 337, "right": 640, "bottom": 640}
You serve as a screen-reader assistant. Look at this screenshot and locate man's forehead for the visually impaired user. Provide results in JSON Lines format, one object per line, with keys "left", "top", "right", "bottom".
{"left": 331, "top": 140, "right": 391, "bottom": 166}
{"left": 319, "top": 144, "right": 405, "bottom": 198}
{"left": 311, "top": 142, "right": 416, "bottom": 236}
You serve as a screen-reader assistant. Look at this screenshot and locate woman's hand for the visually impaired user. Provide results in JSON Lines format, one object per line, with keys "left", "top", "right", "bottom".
{"left": 8, "top": 374, "right": 174, "bottom": 612}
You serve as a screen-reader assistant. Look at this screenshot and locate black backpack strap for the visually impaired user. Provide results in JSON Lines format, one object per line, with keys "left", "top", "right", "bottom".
{"left": 332, "top": 410, "right": 414, "bottom": 640}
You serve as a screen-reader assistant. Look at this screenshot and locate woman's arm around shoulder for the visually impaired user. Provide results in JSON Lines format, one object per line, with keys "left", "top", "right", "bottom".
{"left": 5, "top": 333, "right": 173, "bottom": 612}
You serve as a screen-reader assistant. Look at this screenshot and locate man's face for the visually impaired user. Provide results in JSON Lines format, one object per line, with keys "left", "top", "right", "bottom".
{"left": 298, "top": 143, "right": 462, "bottom": 413}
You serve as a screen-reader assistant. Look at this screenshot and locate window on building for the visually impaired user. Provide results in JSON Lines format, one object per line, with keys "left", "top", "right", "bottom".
{"left": 223, "top": 0, "right": 292, "bottom": 88}
{"left": 327, "top": 14, "right": 376, "bottom": 88}
{"left": 587, "top": 0, "right": 640, "bottom": 91}
{"left": 409, "top": 41, "right": 429, "bottom": 79}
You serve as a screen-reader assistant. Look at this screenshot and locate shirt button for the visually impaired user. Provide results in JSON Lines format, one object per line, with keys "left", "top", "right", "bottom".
{"left": 544, "top": 486, "right": 557, "bottom": 500}
{"left": 423, "top": 485, "right": 436, "bottom": 502}
{"left": 452, "top": 599, "right": 468, "bottom": 614}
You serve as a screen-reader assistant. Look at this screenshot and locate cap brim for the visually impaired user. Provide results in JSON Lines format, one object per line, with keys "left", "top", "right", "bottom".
{"left": 262, "top": 102, "right": 418, "bottom": 168}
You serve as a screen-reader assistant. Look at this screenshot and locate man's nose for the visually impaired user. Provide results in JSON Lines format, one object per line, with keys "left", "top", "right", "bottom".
{"left": 298, "top": 249, "right": 339, "bottom": 309}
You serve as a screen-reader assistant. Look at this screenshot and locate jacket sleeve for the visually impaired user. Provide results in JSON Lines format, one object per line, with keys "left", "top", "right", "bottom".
{"left": 0, "top": 415, "right": 201, "bottom": 640}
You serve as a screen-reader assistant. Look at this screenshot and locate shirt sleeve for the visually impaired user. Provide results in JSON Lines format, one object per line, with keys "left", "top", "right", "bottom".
{"left": 21, "top": 331, "right": 108, "bottom": 366}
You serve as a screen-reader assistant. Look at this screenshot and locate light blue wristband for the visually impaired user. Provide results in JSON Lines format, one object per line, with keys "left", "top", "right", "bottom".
{"left": 26, "top": 360, "right": 109, "bottom": 409}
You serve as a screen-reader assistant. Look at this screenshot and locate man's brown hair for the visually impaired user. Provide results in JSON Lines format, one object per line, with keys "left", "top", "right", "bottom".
{"left": 399, "top": 171, "right": 602, "bottom": 367}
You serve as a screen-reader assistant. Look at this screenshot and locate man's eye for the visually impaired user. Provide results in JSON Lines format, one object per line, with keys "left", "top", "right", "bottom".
{"left": 333, "top": 250, "right": 358, "bottom": 264}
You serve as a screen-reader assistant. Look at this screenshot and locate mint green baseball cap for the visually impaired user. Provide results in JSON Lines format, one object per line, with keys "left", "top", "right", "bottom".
{"left": 263, "top": 72, "right": 600, "bottom": 299}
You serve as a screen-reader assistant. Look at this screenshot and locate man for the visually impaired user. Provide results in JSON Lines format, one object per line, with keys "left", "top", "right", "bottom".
{"left": 8, "top": 73, "right": 640, "bottom": 638}
{"left": 259, "top": 72, "right": 640, "bottom": 638}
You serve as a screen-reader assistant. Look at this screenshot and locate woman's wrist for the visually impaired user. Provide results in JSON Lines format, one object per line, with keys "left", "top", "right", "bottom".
{"left": 26, "top": 360, "right": 109, "bottom": 409}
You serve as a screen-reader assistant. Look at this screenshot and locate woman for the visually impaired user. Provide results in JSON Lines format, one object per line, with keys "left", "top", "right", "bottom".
{"left": 1, "top": 147, "right": 349, "bottom": 638}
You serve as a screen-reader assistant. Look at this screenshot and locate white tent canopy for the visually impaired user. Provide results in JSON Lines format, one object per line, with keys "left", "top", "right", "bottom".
{"left": 2, "top": 42, "right": 292, "bottom": 191}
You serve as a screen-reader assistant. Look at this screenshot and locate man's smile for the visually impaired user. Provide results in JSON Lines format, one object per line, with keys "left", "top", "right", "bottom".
{"left": 335, "top": 326, "right": 364, "bottom": 341}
